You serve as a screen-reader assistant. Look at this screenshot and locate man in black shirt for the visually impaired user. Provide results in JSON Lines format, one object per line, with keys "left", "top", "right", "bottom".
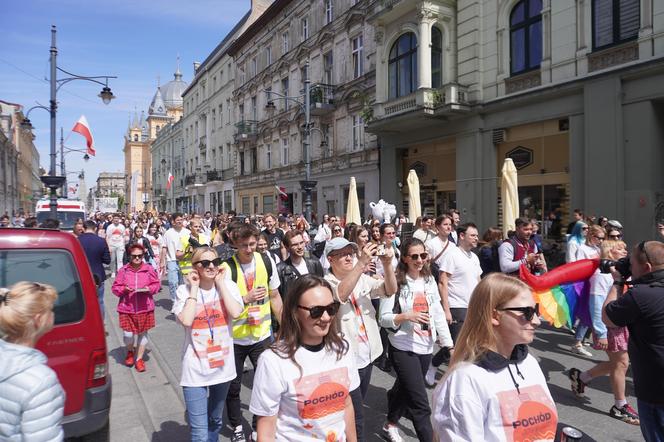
{"left": 603, "top": 240, "right": 664, "bottom": 440}
{"left": 262, "top": 213, "right": 285, "bottom": 262}
{"left": 277, "top": 230, "right": 324, "bottom": 301}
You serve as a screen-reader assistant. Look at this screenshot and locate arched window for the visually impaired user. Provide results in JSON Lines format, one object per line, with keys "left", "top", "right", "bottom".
{"left": 133, "top": 134, "right": 139, "bottom": 142}
{"left": 431, "top": 27, "right": 443, "bottom": 88}
{"left": 592, "top": 0, "right": 639, "bottom": 50}
{"left": 510, "top": 0, "right": 542, "bottom": 75}
{"left": 388, "top": 32, "right": 418, "bottom": 99}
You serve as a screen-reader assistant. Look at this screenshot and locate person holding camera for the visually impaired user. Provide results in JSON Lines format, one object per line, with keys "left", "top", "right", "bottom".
{"left": 603, "top": 240, "right": 664, "bottom": 440}
{"left": 498, "top": 217, "right": 547, "bottom": 276}
{"left": 568, "top": 239, "right": 639, "bottom": 425}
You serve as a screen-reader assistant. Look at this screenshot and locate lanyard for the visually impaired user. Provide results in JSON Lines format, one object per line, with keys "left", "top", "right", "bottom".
{"left": 199, "top": 288, "right": 218, "bottom": 342}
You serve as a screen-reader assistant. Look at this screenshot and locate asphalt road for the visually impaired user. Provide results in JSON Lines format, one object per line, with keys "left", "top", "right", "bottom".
{"left": 90, "top": 279, "right": 644, "bottom": 441}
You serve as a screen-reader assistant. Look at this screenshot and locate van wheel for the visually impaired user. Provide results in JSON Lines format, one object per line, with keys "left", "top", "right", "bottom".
{"left": 66, "top": 421, "right": 109, "bottom": 442}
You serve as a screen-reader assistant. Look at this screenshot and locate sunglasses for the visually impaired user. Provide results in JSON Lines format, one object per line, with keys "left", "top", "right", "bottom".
{"left": 194, "top": 258, "right": 223, "bottom": 268}
{"left": 581, "top": 226, "right": 589, "bottom": 230}
{"left": 333, "top": 228, "right": 342, "bottom": 232}
{"left": 298, "top": 301, "right": 341, "bottom": 319}
{"left": 408, "top": 252, "right": 429, "bottom": 261}
{"left": 593, "top": 235, "right": 605, "bottom": 241}
{"left": 130, "top": 254, "right": 144, "bottom": 259}
{"left": 609, "top": 234, "right": 622, "bottom": 239}
{"left": 498, "top": 303, "right": 540, "bottom": 321}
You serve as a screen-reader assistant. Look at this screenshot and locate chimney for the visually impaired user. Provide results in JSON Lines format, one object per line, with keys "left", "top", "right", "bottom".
{"left": 193, "top": 61, "right": 201, "bottom": 74}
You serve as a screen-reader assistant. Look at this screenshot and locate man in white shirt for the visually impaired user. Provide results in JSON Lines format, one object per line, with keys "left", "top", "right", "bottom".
{"left": 106, "top": 214, "right": 126, "bottom": 277}
{"left": 413, "top": 215, "right": 435, "bottom": 243}
{"left": 426, "top": 222, "right": 482, "bottom": 385}
{"left": 161, "top": 212, "right": 190, "bottom": 301}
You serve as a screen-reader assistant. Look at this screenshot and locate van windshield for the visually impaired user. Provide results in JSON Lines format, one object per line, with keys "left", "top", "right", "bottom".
{"left": 0, "top": 250, "right": 85, "bottom": 325}
{"left": 36, "top": 211, "right": 85, "bottom": 230}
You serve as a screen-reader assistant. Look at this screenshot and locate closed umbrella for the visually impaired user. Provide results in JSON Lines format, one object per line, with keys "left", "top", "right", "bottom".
{"left": 501, "top": 158, "right": 519, "bottom": 238}
{"left": 345, "top": 176, "right": 362, "bottom": 225}
{"left": 407, "top": 169, "right": 421, "bottom": 221}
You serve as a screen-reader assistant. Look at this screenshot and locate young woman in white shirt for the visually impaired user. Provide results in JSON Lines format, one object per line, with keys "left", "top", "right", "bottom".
{"left": 172, "top": 247, "right": 244, "bottom": 442}
{"left": 379, "top": 238, "right": 453, "bottom": 442}
{"left": 432, "top": 273, "right": 558, "bottom": 442}
{"left": 250, "top": 275, "right": 359, "bottom": 442}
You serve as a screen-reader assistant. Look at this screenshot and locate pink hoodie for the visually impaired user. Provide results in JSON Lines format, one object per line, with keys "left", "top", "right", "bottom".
{"left": 111, "top": 262, "right": 161, "bottom": 314}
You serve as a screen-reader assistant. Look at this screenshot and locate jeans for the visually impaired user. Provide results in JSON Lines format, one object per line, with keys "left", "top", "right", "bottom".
{"left": 183, "top": 382, "right": 231, "bottom": 442}
{"left": 109, "top": 245, "right": 124, "bottom": 272}
{"left": 638, "top": 399, "right": 664, "bottom": 442}
{"left": 97, "top": 284, "right": 105, "bottom": 319}
{"left": 431, "top": 308, "right": 466, "bottom": 367}
{"left": 349, "top": 364, "right": 373, "bottom": 442}
{"left": 167, "top": 260, "right": 182, "bottom": 301}
{"left": 387, "top": 344, "right": 433, "bottom": 442}
{"left": 575, "top": 324, "right": 590, "bottom": 342}
{"left": 227, "top": 339, "right": 270, "bottom": 429}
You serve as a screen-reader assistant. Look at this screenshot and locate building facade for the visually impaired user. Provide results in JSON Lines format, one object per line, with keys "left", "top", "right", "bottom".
{"left": 227, "top": 0, "right": 380, "bottom": 220}
{"left": 126, "top": 65, "right": 187, "bottom": 212}
{"left": 151, "top": 120, "right": 184, "bottom": 212}
{"left": 96, "top": 172, "right": 126, "bottom": 198}
{"left": 368, "top": 0, "right": 664, "bottom": 244}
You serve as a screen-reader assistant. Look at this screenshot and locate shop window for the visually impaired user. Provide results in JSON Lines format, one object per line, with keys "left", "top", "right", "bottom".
{"left": 388, "top": 32, "right": 418, "bottom": 99}
{"left": 518, "top": 184, "right": 568, "bottom": 240}
{"left": 263, "top": 194, "right": 274, "bottom": 214}
{"left": 510, "top": 0, "right": 542, "bottom": 75}
{"left": 592, "top": 0, "right": 639, "bottom": 50}
{"left": 431, "top": 27, "right": 443, "bottom": 88}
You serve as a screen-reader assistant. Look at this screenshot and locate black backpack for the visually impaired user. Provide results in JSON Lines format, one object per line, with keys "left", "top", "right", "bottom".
{"left": 225, "top": 253, "right": 273, "bottom": 283}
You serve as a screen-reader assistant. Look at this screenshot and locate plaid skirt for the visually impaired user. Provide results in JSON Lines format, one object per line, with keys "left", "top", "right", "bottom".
{"left": 119, "top": 311, "right": 155, "bottom": 334}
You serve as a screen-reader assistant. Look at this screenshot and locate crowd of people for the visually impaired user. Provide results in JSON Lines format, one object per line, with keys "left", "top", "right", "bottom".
{"left": 1, "top": 207, "right": 664, "bottom": 442}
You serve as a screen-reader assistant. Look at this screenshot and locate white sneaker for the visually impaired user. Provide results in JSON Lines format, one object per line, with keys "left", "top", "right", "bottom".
{"left": 571, "top": 345, "right": 592, "bottom": 357}
{"left": 425, "top": 364, "right": 437, "bottom": 386}
{"left": 382, "top": 423, "right": 404, "bottom": 442}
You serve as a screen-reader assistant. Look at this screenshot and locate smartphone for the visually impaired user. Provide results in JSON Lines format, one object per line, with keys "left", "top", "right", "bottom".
{"left": 376, "top": 244, "right": 386, "bottom": 256}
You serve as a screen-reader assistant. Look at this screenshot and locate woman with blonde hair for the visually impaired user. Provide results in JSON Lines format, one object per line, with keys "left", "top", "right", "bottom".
{"left": 432, "top": 273, "right": 558, "bottom": 441}
{"left": 0, "top": 282, "right": 64, "bottom": 441}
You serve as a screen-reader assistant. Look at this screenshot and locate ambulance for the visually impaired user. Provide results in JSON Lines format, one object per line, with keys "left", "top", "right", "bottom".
{"left": 35, "top": 199, "right": 86, "bottom": 230}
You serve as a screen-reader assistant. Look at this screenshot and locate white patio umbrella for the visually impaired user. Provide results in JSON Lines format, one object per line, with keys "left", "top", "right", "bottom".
{"left": 345, "top": 176, "right": 362, "bottom": 225}
{"left": 407, "top": 169, "right": 421, "bottom": 221}
{"left": 501, "top": 158, "right": 519, "bottom": 238}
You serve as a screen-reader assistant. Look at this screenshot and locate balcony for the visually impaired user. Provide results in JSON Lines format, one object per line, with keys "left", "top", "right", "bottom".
{"left": 310, "top": 84, "right": 336, "bottom": 116}
{"left": 234, "top": 120, "right": 258, "bottom": 143}
{"left": 184, "top": 174, "right": 196, "bottom": 186}
{"left": 206, "top": 170, "right": 221, "bottom": 182}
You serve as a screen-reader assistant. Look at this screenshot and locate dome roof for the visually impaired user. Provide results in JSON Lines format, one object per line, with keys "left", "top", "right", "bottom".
{"left": 161, "top": 67, "right": 187, "bottom": 110}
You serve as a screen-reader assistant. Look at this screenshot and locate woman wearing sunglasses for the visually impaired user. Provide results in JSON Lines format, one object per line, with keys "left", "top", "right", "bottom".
{"left": 172, "top": 246, "right": 243, "bottom": 442}
{"left": 250, "top": 275, "right": 359, "bottom": 441}
{"left": 112, "top": 243, "right": 161, "bottom": 373}
{"left": 432, "top": 273, "right": 558, "bottom": 441}
{"left": 379, "top": 238, "right": 453, "bottom": 442}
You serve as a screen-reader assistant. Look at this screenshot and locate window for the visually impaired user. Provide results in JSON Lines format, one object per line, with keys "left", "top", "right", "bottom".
{"left": 240, "top": 151, "right": 246, "bottom": 175}
{"left": 251, "top": 148, "right": 257, "bottom": 173}
{"left": 195, "top": 121, "right": 199, "bottom": 140}
{"left": 226, "top": 143, "right": 231, "bottom": 167}
{"left": 213, "top": 76, "right": 217, "bottom": 91}
{"left": 388, "top": 32, "right": 418, "bottom": 99}
{"left": 266, "top": 144, "right": 272, "bottom": 169}
{"left": 239, "top": 104, "right": 245, "bottom": 121}
{"left": 227, "top": 99, "right": 231, "bottom": 123}
{"left": 242, "top": 196, "right": 250, "bottom": 214}
{"left": 251, "top": 57, "right": 257, "bottom": 77}
{"left": 323, "top": 51, "right": 334, "bottom": 84}
{"left": 351, "top": 114, "right": 364, "bottom": 151}
{"left": 224, "top": 190, "right": 232, "bottom": 212}
{"left": 282, "top": 32, "right": 290, "bottom": 54}
{"left": 281, "top": 77, "right": 290, "bottom": 110}
{"left": 592, "top": 0, "right": 640, "bottom": 50}
{"left": 134, "top": 134, "right": 139, "bottom": 141}
{"left": 352, "top": 35, "right": 364, "bottom": 79}
{"left": 265, "top": 46, "right": 272, "bottom": 66}
{"left": 510, "top": 0, "right": 542, "bottom": 75}
{"left": 218, "top": 104, "right": 223, "bottom": 127}
{"left": 281, "top": 138, "right": 289, "bottom": 166}
{"left": 263, "top": 194, "right": 274, "bottom": 214}
{"left": 251, "top": 96, "right": 257, "bottom": 121}
{"left": 211, "top": 109, "right": 216, "bottom": 130}
{"left": 301, "top": 17, "right": 309, "bottom": 41}
{"left": 431, "top": 27, "right": 443, "bottom": 88}
{"left": 325, "top": 0, "right": 334, "bottom": 24}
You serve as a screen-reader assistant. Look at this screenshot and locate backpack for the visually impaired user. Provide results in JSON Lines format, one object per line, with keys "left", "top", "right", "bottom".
{"left": 225, "top": 252, "right": 273, "bottom": 284}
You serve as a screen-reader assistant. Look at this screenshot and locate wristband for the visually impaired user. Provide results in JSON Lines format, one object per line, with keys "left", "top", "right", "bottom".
{"left": 186, "top": 296, "right": 197, "bottom": 302}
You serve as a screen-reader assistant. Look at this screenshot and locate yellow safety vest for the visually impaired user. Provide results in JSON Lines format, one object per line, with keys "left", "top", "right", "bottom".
{"left": 223, "top": 253, "right": 272, "bottom": 340}
{"left": 178, "top": 233, "right": 210, "bottom": 275}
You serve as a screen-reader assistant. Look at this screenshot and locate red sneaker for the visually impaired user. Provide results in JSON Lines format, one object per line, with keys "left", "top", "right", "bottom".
{"left": 124, "top": 350, "right": 135, "bottom": 367}
{"left": 135, "top": 359, "right": 146, "bottom": 373}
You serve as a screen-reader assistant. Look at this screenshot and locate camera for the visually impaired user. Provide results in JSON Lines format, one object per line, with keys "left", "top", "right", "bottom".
{"left": 599, "top": 257, "right": 631, "bottom": 279}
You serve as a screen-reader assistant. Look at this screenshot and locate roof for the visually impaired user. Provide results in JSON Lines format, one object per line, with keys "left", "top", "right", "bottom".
{"left": 227, "top": 0, "right": 292, "bottom": 56}
{"left": 148, "top": 87, "right": 168, "bottom": 116}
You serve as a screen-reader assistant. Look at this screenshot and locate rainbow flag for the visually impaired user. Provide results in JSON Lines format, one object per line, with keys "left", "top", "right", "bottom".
{"left": 520, "top": 259, "right": 599, "bottom": 329}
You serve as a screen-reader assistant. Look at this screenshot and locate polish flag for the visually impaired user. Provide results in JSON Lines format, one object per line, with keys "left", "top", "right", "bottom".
{"left": 166, "top": 172, "right": 174, "bottom": 190}
{"left": 275, "top": 185, "right": 288, "bottom": 201}
{"left": 71, "top": 115, "right": 95, "bottom": 156}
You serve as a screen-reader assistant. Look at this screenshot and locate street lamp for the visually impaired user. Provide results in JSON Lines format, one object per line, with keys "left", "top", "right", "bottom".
{"left": 22, "top": 25, "right": 117, "bottom": 219}
{"left": 263, "top": 60, "right": 316, "bottom": 223}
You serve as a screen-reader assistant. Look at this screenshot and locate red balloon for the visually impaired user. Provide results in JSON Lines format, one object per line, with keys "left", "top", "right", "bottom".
{"left": 520, "top": 259, "right": 599, "bottom": 291}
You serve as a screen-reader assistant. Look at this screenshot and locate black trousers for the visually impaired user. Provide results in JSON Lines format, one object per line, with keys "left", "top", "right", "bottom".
{"left": 387, "top": 344, "right": 433, "bottom": 442}
{"left": 227, "top": 339, "right": 270, "bottom": 429}
{"left": 349, "top": 364, "right": 373, "bottom": 442}
{"left": 431, "top": 307, "right": 467, "bottom": 367}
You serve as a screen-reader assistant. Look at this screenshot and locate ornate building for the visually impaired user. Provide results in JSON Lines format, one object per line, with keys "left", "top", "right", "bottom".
{"left": 125, "top": 65, "right": 187, "bottom": 211}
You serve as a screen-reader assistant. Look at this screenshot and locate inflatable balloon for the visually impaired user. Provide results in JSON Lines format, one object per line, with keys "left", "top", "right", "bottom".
{"left": 369, "top": 200, "right": 397, "bottom": 224}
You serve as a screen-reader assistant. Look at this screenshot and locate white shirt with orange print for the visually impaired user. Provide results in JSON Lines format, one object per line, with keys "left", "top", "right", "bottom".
{"left": 250, "top": 344, "right": 360, "bottom": 441}
{"left": 173, "top": 283, "right": 243, "bottom": 387}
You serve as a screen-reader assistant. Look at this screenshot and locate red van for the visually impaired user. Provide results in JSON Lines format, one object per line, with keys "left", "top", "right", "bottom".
{"left": 0, "top": 228, "right": 111, "bottom": 438}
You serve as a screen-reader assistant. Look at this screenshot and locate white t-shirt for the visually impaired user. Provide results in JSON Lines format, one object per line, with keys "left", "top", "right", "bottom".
{"left": 146, "top": 234, "right": 165, "bottom": 261}
{"left": 172, "top": 282, "right": 244, "bottom": 387}
{"left": 576, "top": 243, "right": 599, "bottom": 261}
{"left": 439, "top": 247, "right": 482, "bottom": 308}
{"left": 433, "top": 353, "right": 558, "bottom": 442}
{"left": 426, "top": 236, "right": 456, "bottom": 269}
{"left": 106, "top": 223, "right": 126, "bottom": 248}
{"left": 250, "top": 344, "right": 360, "bottom": 441}
{"left": 164, "top": 227, "right": 191, "bottom": 262}
{"left": 293, "top": 258, "right": 309, "bottom": 276}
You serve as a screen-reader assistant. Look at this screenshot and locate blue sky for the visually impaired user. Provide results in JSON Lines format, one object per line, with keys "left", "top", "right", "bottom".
{"left": 0, "top": 0, "right": 251, "bottom": 197}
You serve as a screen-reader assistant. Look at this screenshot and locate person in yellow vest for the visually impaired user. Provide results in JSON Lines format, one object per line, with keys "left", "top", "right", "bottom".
{"left": 221, "top": 224, "right": 282, "bottom": 442}
{"left": 178, "top": 220, "right": 211, "bottom": 276}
